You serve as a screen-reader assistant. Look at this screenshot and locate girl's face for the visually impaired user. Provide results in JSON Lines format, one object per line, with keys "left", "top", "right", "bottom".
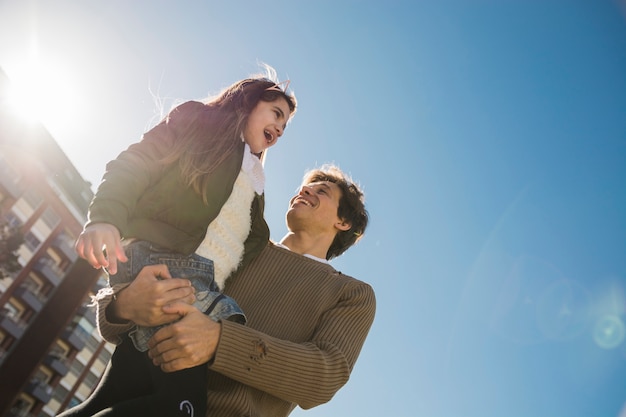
{"left": 243, "top": 97, "right": 292, "bottom": 154}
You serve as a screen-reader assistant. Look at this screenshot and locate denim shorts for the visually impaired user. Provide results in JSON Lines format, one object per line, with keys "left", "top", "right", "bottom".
{"left": 108, "top": 240, "right": 246, "bottom": 352}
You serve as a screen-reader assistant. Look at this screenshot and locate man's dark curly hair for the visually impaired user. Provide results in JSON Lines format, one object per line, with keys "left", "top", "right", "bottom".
{"left": 302, "top": 165, "right": 368, "bottom": 260}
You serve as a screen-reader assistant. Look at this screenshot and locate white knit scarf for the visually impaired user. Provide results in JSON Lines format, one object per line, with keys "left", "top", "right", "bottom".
{"left": 195, "top": 144, "right": 264, "bottom": 289}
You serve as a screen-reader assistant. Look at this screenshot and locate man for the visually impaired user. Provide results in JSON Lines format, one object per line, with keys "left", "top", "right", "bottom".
{"left": 94, "top": 165, "right": 375, "bottom": 416}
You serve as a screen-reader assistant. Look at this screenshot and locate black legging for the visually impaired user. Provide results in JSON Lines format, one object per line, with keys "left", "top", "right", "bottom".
{"left": 56, "top": 334, "right": 207, "bottom": 417}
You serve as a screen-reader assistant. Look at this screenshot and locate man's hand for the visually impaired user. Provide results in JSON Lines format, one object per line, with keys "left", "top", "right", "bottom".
{"left": 75, "top": 223, "right": 128, "bottom": 275}
{"left": 147, "top": 302, "right": 222, "bottom": 372}
{"left": 109, "top": 264, "right": 195, "bottom": 327}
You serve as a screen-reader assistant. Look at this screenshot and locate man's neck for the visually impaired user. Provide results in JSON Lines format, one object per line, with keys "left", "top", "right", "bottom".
{"left": 279, "top": 232, "right": 332, "bottom": 260}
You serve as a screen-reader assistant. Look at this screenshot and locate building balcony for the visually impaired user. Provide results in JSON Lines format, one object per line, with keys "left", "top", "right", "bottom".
{"left": 7, "top": 404, "right": 37, "bottom": 417}
{"left": 24, "top": 380, "right": 53, "bottom": 403}
{"left": 0, "top": 312, "right": 27, "bottom": 339}
{"left": 77, "top": 305, "right": 97, "bottom": 326}
{"left": 13, "top": 285, "right": 46, "bottom": 313}
{"left": 43, "top": 353, "right": 70, "bottom": 377}
{"left": 52, "top": 235, "right": 78, "bottom": 262}
{"left": 32, "top": 258, "right": 63, "bottom": 287}
{"left": 61, "top": 326, "right": 88, "bottom": 351}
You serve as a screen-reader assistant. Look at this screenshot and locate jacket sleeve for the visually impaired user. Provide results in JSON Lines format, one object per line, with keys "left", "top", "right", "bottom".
{"left": 210, "top": 281, "right": 376, "bottom": 409}
{"left": 86, "top": 101, "right": 206, "bottom": 235}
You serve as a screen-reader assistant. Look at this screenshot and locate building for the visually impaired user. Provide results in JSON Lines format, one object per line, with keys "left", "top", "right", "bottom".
{"left": 0, "top": 68, "right": 113, "bottom": 417}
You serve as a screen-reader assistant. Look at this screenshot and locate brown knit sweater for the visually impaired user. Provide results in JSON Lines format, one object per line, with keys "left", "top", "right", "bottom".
{"left": 96, "top": 242, "right": 376, "bottom": 416}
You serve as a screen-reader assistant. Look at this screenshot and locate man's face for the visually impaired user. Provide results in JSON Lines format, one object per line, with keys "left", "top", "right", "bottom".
{"left": 286, "top": 181, "right": 350, "bottom": 235}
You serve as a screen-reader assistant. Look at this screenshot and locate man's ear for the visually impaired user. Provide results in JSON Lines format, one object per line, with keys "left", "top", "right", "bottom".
{"left": 334, "top": 219, "right": 351, "bottom": 232}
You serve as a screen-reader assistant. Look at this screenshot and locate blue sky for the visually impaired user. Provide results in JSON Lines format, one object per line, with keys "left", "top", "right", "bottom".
{"left": 1, "top": 1, "right": 625, "bottom": 416}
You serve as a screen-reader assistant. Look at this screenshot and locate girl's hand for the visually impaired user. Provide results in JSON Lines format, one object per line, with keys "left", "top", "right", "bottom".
{"left": 75, "top": 223, "right": 128, "bottom": 275}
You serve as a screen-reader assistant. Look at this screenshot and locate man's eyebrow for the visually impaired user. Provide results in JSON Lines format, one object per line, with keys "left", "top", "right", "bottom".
{"left": 309, "top": 182, "right": 332, "bottom": 192}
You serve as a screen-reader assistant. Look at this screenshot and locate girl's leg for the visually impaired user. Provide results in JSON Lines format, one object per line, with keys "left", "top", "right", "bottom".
{"left": 79, "top": 364, "right": 207, "bottom": 417}
{"left": 149, "top": 362, "right": 208, "bottom": 417}
{"left": 56, "top": 336, "right": 153, "bottom": 417}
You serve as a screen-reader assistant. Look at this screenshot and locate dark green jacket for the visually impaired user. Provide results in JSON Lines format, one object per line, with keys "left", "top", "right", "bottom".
{"left": 86, "top": 101, "right": 269, "bottom": 268}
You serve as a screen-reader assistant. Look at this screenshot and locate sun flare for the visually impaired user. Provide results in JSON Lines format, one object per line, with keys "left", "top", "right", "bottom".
{"left": 6, "top": 60, "right": 79, "bottom": 132}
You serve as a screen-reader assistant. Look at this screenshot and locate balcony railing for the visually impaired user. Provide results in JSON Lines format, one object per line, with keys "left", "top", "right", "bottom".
{"left": 43, "top": 353, "right": 71, "bottom": 376}
{"left": 24, "top": 380, "right": 53, "bottom": 403}
{"left": 52, "top": 235, "right": 78, "bottom": 262}
{"left": 6, "top": 406, "right": 37, "bottom": 417}
{"left": 32, "top": 258, "right": 63, "bottom": 286}
{"left": 61, "top": 326, "right": 89, "bottom": 351}
{"left": 13, "top": 285, "right": 47, "bottom": 312}
{"left": 77, "top": 305, "right": 97, "bottom": 326}
{"left": 0, "top": 312, "right": 28, "bottom": 340}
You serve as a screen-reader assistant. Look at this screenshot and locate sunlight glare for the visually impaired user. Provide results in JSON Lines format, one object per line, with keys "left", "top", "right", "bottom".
{"left": 6, "top": 60, "right": 79, "bottom": 131}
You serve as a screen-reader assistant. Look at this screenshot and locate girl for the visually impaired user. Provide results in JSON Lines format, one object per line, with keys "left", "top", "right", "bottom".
{"left": 61, "top": 67, "right": 297, "bottom": 417}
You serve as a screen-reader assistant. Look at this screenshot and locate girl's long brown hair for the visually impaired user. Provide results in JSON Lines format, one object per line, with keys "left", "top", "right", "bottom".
{"left": 161, "top": 77, "right": 296, "bottom": 203}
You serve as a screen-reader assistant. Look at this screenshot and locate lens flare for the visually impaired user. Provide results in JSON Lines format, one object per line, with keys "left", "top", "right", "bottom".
{"left": 593, "top": 315, "right": 625, "bottom": 350}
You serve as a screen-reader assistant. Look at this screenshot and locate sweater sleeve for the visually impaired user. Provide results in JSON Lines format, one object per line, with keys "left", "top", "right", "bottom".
{"left": 210, "top": 281, "right": 376, "bottom": 409}
{"left": 93, "top": 283, "right": 135, "bottom": 344}
{"left": 86, "top": 101, "right": 205, "bottom": 235}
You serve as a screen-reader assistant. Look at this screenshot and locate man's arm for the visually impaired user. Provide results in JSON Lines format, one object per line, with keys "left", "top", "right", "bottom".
{"left": 149, "top": 281, "right": 376, "bottom": 409}
{"left": 213, "top": 282, "right": 375, "bottom": 409}
{"left": 95, "top": 264, "right": 196, "bottom": 344}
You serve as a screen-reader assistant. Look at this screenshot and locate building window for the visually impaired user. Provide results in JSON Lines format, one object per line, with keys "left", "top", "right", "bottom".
{"left": 69, "top": 359, "right": 85, "bottom": 377}
{"left": 52, "top": 384, "right": 69, "bottom": 402}
{"left": 31, "top": 368, "right": 51, "bottom": 385}
{"left": 23, "top": 275, "right": 44, "bottom": 294}
{"left": 99, "top": 348, "right": 112, "bottom": 364}
{"left": 83, "top": 370, "right": 99, "bottom": 387}
{"left": 41, "top": 207, "right": 61, "bottom": 229}
{"left": 9, "top": 397, "right": 33, "bottom": 417}
{"left": 22, "top": 189, "right": 44, "bottom": 211}
{"left": 23, "top": 231, "right": 42, "bottom": 252}
{"left": 85, "top": 334, "right": 101, "bottom": 352}
{"left": 67, "top": 396, "right": 81, "bottom": 410}
{"left": 4, "top": 211, "right": 22, "bottom": 228}
{"left": 1, "top": 301, "right": 22, "bottom": 319}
